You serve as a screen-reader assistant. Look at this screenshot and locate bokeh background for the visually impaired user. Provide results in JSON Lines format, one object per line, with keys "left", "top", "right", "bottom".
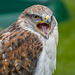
{"left": 0, "top": 0, "right": 75, "bottom": 75}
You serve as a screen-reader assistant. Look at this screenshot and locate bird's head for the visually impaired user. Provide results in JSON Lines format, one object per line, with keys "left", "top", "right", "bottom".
{"left": 17, "top": 5, "right": 57, "bottom": 39}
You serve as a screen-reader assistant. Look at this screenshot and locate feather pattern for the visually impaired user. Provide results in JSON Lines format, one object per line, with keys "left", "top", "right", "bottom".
{"left": 0, "top": 23, "right": 43, "bottom": 75}
{"left": 0, "top": 5, "right": 58, "bottom": 75}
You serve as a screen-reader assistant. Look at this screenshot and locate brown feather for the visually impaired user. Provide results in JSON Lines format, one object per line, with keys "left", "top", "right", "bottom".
{"left": 0, "top": 23, "right": 43, "bottom": 75}
{"left": 0, "top": 5, "right": 56, "bottom": 75}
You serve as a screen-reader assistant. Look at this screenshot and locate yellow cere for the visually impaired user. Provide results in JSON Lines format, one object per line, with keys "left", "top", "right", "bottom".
{"left": 45, "top": 15, "right": 51, "bottom": 21}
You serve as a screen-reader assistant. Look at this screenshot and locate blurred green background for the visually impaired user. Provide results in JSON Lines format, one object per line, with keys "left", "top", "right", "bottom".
{"left": 0, "top": 0, "right": 75, "bottom": 75}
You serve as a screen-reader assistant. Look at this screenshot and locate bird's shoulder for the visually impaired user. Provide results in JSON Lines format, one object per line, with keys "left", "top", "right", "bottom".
{"left": 0, "top": 23, "right": 43, "bottom": 75}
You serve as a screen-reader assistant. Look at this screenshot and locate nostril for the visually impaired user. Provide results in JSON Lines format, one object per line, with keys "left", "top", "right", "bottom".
{"left": 45, "top": 17, "right": 46, "bottom": 20}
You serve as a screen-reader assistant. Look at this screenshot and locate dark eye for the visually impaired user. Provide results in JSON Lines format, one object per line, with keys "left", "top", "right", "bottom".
{"left": 32, "top": 15, "right": 40, "bottom": 19}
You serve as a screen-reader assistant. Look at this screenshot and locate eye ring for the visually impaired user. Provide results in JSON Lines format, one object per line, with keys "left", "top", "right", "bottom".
{"left": 32, "top": 15, "right": 40, "bottom": 19}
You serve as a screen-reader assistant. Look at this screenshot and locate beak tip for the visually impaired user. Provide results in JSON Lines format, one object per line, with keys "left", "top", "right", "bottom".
{"left": 45, "top": 35, "right": 49, "bottom": 40}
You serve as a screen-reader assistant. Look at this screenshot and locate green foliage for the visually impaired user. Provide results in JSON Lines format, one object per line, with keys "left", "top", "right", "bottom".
{"left": 53, "top": 0, "right": 75, "bottom": 75}
{"left": 0, "top": 27, "right": 3, "bottom": 32}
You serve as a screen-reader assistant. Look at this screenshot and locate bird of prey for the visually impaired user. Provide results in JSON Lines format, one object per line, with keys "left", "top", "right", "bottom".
{"left": 0, "top": 5, "right": 58, "bottom": 75}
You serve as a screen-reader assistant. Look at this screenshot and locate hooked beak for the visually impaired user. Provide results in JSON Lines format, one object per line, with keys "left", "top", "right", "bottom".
{"left": 35, "top": 15, "right": 52, "bottom": 39}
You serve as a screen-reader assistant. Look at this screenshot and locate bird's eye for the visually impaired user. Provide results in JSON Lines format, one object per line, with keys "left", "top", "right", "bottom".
{"left": 32, "top": 15, "right": 40, "bottom": 19}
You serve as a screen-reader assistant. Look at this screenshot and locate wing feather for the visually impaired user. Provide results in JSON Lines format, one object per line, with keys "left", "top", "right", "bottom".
{"left": 0, "top": 24, "right": 43, "bottom": 75}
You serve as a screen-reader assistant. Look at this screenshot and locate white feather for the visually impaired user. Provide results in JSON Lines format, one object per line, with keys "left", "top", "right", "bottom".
{"left": 22, "top": 25, "right": 58, "bottom": 75}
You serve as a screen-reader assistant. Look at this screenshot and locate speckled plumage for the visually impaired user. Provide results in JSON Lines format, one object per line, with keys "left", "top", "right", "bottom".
{"left": 0, "top": 25, "right": 43, "bottom": 75}
{"left": 0, "top": 5, "right": 58, "bottom": 75}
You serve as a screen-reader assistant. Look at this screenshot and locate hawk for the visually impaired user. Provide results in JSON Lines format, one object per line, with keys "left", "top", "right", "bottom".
{"left": 0, "top": 5, "right": 58, "bottom": 75}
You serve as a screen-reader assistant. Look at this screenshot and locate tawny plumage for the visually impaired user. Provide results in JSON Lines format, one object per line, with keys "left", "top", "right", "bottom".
{"left": 0, "top": 5, "right": 58, "bottom": 75}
